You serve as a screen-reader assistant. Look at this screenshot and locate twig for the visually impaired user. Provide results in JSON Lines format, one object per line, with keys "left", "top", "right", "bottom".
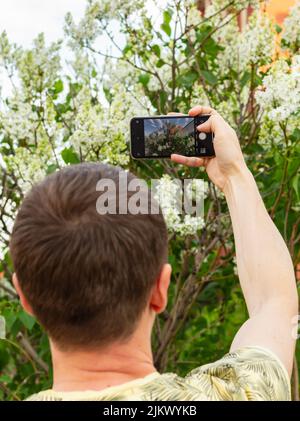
{"left": 16, "top": 332, "right": 49, "bottom": 374}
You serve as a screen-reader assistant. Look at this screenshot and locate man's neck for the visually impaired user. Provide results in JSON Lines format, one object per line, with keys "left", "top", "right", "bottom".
{"left": 50, "top": 331, "right": 156, "bottom": 392}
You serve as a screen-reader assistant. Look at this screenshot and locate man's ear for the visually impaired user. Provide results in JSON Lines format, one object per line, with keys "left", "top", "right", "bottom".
{"left": 12, "top": 273, "right": 34, "bottom": 316}
{"left": 149, "top": 263, "right": 172, "bottom": 314}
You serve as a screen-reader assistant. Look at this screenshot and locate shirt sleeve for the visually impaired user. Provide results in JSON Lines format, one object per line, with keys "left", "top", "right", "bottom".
{"left": 185, "top": 346, "right": 291, "bottom": 401}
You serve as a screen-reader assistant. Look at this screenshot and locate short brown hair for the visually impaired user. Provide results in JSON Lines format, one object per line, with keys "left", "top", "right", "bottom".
{"left": 10, "top": 163, "right": 168, "bottom": 349}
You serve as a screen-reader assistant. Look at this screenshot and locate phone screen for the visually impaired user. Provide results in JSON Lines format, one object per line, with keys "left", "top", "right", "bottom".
{"left": 144, "top": 117, "right": 194, "bottom": 157}
{"left": 130, "top": 115, "right": 214, "bottom": 158}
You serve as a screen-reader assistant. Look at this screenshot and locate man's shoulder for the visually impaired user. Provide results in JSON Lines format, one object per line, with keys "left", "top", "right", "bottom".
{"left": 183, "top": 346, "right": 291, "bottom": 401}
{"left": 25, "top": 346, "right": 291, "bottom": 401}
{"left": 144, "top": 346, "right": 290, "bottom": 401}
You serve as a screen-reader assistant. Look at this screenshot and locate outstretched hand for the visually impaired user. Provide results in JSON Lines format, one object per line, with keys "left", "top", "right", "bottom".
{"left": 170, "top": 106, "right": 247, "bottom": 191}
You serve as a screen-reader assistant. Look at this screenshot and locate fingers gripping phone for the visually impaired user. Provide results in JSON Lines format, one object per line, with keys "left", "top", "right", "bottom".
{"left": 130, "top": 114, "right": 215, "bottom": 159}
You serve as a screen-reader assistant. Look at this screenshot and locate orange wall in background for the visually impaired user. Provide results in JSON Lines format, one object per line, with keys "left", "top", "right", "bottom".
{"left": 265, "top": 0, "right": 295, "bottom": 23}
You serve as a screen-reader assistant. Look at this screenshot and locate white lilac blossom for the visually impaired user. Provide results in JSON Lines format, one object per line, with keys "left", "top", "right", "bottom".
{"left": 0, "top": 98, "right": 37, "bottom": 144}
{"left": 281, "top": 1, "right": 300, "bottom": 52}
{"left": 216, "top": 10, "right": 275, "bottom": 73}
{"left": 255, "top": 56, "right": 300, "bottom": 122}
{"left": 257, "top": 113, "right": 299, "bottom": 152}
{"left": 0, "top": 92, "right": 61, "bottom": 192}
{"left": 68, "top": 78, "right": 149, "bottom": 166}
{"left": 179, "top": 215, "right": 205, "bottom": 236}
{"left": 92, "top": 0, "right": 144, "bottom": 20}
{"left": 5, "top": 139, "right": 54, "bottom": 192}
{"left": 186, "top": 2, "right": 203, "bottom": 27}
{"left": 212, "top": 11, "right": 275, "bottom": 134}
{"left": 18, "top": 34, "right": 62, "bottom": 98}
{"left": 237, "top": 11, "right": 276, "bottom": 67}
{"left": 64, "top": 3, "right": 103, "bottom": 46}
{"left": 65, "top": 0, "right": 146, "bottom": 49}
{"left": 154, "top": 175, "right": 207, "bottom": 236}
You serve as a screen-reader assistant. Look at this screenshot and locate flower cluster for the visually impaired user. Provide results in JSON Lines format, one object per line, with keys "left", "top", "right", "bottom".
{"left": 65, "top": 2, "right": 103, "bottom": 47}
{"left": 281, "top": 1, "right": 300, "bottom": 53}
{"left": 5, "top": 138, "right": 55, "bottom": 192}
{"left": 68, "top": 90, "right": 130, "bottom": 166}
{"left": 17, "top": 34, "right": 62, "bottom": 98}
{"left": 215, "top": 9, "right": 275, "bottom": 74}
{"left": 237, "top": 11, "right": 276, "bottom": 67}
{"left": 65, "top": 0, "right": 145, "bottom": 49}
{"left": 154, "top": 175, "right": 207, "bottom": 236}
{"left": 255, "top": 55, "right": 300, "bottom": 122}
{"left": 0, "top": 96, "right": 36, "bottom": 145}
{"left": 69, "top": 69, "right": 150, "bottom": 166}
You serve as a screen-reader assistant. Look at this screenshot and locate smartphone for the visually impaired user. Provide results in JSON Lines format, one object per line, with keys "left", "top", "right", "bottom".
{"left": 130, "top": 114, "right": 215, "bottom": 159}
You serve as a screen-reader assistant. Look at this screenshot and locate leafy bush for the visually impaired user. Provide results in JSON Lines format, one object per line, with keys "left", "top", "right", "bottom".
{"left": 0, "top": 0, "right": 299, "bottom": 400}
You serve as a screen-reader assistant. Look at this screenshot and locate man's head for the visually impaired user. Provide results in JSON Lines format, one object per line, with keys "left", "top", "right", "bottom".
{"left": 10, "top": 163, "right": 170, "bottom": 351}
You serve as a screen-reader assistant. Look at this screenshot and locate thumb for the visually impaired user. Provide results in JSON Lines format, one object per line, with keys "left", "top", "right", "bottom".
{"left": 196, "top": 114, "right": 228, "bottom": 135}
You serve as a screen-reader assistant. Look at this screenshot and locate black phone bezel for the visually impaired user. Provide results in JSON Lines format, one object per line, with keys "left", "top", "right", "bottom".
{"left": 130, "top": 114, "right": 214, "bottom": 159}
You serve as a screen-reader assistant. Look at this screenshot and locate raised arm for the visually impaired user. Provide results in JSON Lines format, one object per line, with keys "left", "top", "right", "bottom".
{"left": 171, "top": 105, "right": 298, "bottom": 376}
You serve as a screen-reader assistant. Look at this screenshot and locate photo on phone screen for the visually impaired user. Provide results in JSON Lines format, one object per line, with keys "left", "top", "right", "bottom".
{"left": 144, "top": 117, "right": 194, "bottom": 157}
{"left": 130, "top": 115, "right": 214, "bottom": 159}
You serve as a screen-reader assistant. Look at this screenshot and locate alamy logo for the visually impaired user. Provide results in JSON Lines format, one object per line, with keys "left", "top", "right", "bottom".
{"left": 95, "top": 172, "right": 206, "bottom": 218}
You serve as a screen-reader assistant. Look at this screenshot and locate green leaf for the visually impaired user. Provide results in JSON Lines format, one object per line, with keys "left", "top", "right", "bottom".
{"left": 195, "top": 25, "right": 213, "bottom": 43}
{"left": 178, "top": 71, "right": 198, "bottom": 88}
{"left": 240, "top": 71, "right": 251, "bottom": 88}
{"left": 2, "top": 309, "right": 17, "bottom": 332}
{"left": 0, "top": 374, "right": 11, "bottom": 383}
{"left": 123, "top": 43, "right": 132, "bottom": 54}
{"left": 0, "top": 344, "right": 10, "bottom": 372}
{"left": 69, "top": 82, "right": 82, "bottom": 97}
{"left": 151, "top": 44, "right": 161, "bottom": 57}
{"left": 291, "top": 128, "right": 300, "bottom": 142}
{"left": 103, "top": 86, "right": 113, "bottom": 103}
{"left": 91, "top": 68, "right": 97, "bottom": 78}
{"left": 61, "top": 147, "right": 80, "bottom": 164}
{"left": 202, "top": 38, "right": 221, "bottom": 58}
{"left": 53, "top": 79, "right": 63, "bottom": 94}
{"left": 253, "top": 74, "right": 263, "bottom": 87}
{"left": 161, "top": 22, "right": 171, "bottom": 37}
{"left": 138, "top": 73, "right": 150, "bottom": 87}
{"left": 168, "top": 254, "right": 180, "bottom": 273}
{"left": 18, "top": 311, "right": 35, "bottom": 331}
{"left": 163, "top": 10, "right": 172, "bottom": 25}
{"left": 46, "top": 164, "right": 58, "bottom": 174}
{"left": 55, "top": 103, "right": 71, "bottom": 117}
{"left": 156, "top": 59, "right": 166, "bottom": 68}
{"left": 201, "top": 70, "right": 218, "bottom": 85}
{"left": 275, "top": 23, "right": 282, "bottom": 34}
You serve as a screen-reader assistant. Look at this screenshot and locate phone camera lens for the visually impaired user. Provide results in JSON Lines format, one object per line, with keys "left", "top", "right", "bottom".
{"left": 136, "top": 120, "right": 140, "bottom": 124}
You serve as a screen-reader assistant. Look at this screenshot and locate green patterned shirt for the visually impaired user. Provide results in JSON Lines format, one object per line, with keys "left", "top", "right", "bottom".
{"left": 26, "top": 346, "right": 291, "bottom": 401}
